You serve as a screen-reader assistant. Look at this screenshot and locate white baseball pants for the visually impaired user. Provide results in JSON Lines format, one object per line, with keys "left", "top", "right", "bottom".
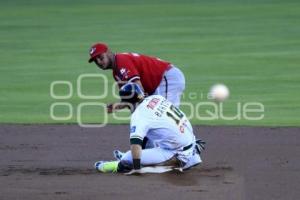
{"left": 120, "top": 145, "right": 202, "bottom": 170}
{"left": 153, "top": 66, "right": 185, "bottom": 107}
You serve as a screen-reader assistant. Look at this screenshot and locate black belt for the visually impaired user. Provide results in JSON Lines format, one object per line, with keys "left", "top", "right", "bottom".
{"left": 183, "top": 143, "right": 193, "bottom": 151}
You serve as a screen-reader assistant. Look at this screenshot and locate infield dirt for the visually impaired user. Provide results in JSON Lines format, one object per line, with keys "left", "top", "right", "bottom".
{"left": 0, "top": 125, "right": 299, "bottom": 200}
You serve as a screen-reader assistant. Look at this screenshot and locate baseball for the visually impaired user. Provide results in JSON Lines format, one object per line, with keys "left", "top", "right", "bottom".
{"left": 209, "top": 84, "right": 229, "bottom": 102}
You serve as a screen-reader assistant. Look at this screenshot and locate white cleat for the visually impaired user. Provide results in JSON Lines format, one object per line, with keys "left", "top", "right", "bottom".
{"left": 182, "top": 154, "right": 202, "bottom": 170}
{"left": 113, "top": 150, "right": 125, "bottom": 161}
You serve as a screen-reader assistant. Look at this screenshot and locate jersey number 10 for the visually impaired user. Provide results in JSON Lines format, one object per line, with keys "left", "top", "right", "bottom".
{"left": 166, "top": 105, "right": 184, "bottom": 125}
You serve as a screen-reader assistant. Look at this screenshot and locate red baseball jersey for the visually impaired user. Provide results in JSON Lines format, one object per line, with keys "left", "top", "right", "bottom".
{"left": 112, "top": 53, "right": 171, "bottom": 94}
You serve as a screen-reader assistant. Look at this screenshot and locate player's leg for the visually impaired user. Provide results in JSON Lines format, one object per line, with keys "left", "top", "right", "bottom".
{"left": 96, "top": 148, "right": 176, "bottom": 173}
{"left": 175, "top": 140, "right": 203, "bottom": 170}
{"left": 164, "top": 66, "right": 185, "bottom": 107}
{"left": 182, "top": 152, "right": 202, "bottom": 170}
{"left": 153, "top": 79, "right": 166, "bottom": 98}
{"left": 112, "top": 137, "right": 156, "bottom": 161}
{"left": 153, "top": 66, "right": 185, "bottom": 107}
{"left": 118, "top": 147, "right": 176, "bottom": 172}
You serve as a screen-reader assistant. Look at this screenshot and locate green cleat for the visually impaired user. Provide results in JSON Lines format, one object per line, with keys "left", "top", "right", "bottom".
{"left": 95, "top": 161, "right": 119, "bottom": 173}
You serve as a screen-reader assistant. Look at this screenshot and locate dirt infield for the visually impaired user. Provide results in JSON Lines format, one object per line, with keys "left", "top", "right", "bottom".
{"left": 0, "top": 125, "right": 299, "bottom": 200}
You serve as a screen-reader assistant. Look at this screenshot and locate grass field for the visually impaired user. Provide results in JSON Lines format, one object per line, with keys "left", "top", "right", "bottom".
{"left": 0, "top": 0, "right": 299, "bottom": 126}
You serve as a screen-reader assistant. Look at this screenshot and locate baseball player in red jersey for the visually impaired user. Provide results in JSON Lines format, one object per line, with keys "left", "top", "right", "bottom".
{"left": 88, "top": 42, "right": 185, "bottom": 113}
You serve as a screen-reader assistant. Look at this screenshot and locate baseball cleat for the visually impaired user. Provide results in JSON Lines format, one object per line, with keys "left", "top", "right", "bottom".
{"left": 95, "top": 161, "right": 119, "bottom": 173}
{"left": 113, "top": 150, "right": 125, "bottom": 160}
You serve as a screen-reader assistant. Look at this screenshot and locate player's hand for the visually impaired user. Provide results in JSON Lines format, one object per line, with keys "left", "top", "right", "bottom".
{"left": 124, "top": 169, "right": 143, "bottom": 176}
{"left": 106, "top": 103, "right": 114, "bottom": 113}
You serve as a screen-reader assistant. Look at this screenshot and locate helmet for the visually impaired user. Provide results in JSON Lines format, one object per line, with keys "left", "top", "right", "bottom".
{"left": 119, "top": 83, "right": 145, "bottom": 103}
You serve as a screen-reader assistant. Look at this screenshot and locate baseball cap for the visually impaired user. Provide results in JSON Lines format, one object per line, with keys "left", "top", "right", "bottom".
{"left": 88, "top": 43, "right": 108, "bottom": 63}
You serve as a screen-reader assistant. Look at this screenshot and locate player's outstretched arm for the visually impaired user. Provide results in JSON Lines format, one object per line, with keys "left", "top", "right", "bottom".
{"left": 106, "top": 102, "right": 130, "bottom": 113}
{"left": 125, "top": 144, "right": 143, "bottom": 175}
{"left": 131, "top": 144, "right": 142, "bottom": 168}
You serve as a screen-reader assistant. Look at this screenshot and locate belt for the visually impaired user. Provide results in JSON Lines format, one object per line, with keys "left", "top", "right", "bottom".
{"left": 183, "top": 143, "right": 193, "bottom": 151}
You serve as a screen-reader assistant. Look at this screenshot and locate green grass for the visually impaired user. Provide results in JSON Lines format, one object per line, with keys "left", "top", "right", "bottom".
{"left": 0, "top": 0, "right": 300, "bottom": 126}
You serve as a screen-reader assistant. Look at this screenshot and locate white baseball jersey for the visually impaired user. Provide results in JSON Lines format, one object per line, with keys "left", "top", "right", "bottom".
{"left": 130, "top": 95, "right": 195, "bottom": 150}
